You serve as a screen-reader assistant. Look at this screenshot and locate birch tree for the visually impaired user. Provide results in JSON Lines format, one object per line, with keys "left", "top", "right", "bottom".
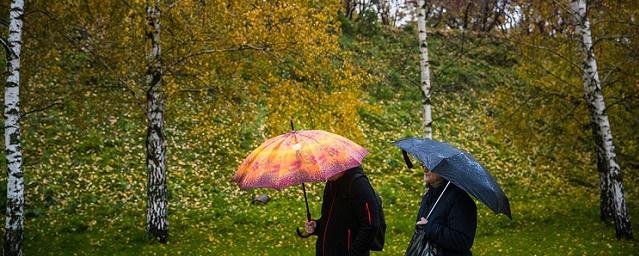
{"left": 569, "top": 0, "right": 632, "bottom": 239}
{"left": 3, "top": 0, "right": 25, "bottom": 255}
{"left": 417, "top": 0, "right": 433, "bottom": 139}
{"left": 145, "top": 0, "right": 168, "bottom": 243}
{"left": 343, "top": 0, "right": 356, "bottom": 19}
{"left": 375, "top": 0, "right": 391, "bottom": 25}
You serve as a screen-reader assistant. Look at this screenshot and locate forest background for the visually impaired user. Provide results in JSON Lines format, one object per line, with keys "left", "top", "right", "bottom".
{"left": 1, "top": 0, "right": 638, "bottom": 255}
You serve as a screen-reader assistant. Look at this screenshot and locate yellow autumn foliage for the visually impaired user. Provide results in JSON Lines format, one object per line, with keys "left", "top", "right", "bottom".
{"left": 20, "top": 0, "right": 370, "bottom": 145}
{"left": 491, "top": 0, "right": 639, "bottom": 167}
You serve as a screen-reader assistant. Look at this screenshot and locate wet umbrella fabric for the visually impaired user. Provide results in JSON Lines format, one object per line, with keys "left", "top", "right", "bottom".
{"left": 394, "top": 137, "right": 511, "bottom": 219}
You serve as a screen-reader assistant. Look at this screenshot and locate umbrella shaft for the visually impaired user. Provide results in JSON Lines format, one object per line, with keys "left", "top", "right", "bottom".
{"left": 302, "top": 183, "right": 311, "bottom": 221}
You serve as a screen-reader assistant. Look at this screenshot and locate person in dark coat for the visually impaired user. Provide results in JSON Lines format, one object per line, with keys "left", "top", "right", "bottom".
{"left": 303, "top": 165, "right": 382, "bottom": 256}
{"left": 415, "top": 163, "right": 477, "bottom": 256}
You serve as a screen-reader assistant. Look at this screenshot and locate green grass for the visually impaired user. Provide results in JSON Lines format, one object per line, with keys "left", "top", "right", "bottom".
{"left": 4, "top": 21, "right": 639, "bottom": 255}
{"left": 20, "top": 173, "right": 639, "bottom": 255}
{"left": 15, "top": 88, "right": 639, "bottom": 255}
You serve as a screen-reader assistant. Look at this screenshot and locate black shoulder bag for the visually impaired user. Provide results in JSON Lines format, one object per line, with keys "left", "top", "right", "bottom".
{"left": 405, "top": 181, "right": 450, "bottom": 256}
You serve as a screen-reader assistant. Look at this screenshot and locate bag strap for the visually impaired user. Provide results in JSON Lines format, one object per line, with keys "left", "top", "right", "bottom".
{"left": 346, "top": 173, "right": 374, "bottom": 225}
{"left": 347, "top": 173, "right": 366, "bottom": 197}
{"left": 348, "top": 173, "right": 379, "bottom": 203}
{"left": 425, "top": 181, "right": 450, "bottom": 220}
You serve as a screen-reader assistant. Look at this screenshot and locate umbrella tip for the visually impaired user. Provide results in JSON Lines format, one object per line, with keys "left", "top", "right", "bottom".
{"left": 290, "top": 120, "right": 295, "bottom": 131}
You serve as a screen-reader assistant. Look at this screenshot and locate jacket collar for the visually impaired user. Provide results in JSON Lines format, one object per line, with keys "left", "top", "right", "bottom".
{"left": 328, "top": 165, "right": 363, "bottom": 187}
{"left": 426, "top": 179, "right": 449, "bottom": 193}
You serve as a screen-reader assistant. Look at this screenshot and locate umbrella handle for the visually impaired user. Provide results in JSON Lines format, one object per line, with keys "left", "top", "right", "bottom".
{"left": 296, "top": 227, "right": 312, "bottom": 238}
{"left": 298, "top": 182, "right": 312, "bottom": 238}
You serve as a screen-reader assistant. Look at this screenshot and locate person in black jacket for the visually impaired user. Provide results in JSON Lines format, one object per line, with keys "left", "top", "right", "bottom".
{"left": 303, "top": 166, "right": 382, "bottom": 256}
{"left": 415, "top": 163, "right": 477, "bottom": 256}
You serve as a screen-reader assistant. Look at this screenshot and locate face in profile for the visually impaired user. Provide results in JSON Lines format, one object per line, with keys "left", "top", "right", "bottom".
{"left": 421, "top": 163, "right": 442, "bottom": 185}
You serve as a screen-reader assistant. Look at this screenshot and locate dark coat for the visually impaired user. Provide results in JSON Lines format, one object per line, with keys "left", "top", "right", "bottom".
{"left": 416, "top": 181, "right": 477, "bottom": 256}
{"left": 312, "top": 166, "right": 382, "bottom": 256}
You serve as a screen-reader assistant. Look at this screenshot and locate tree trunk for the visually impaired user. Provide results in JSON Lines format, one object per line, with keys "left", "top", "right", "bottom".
{"left": 485, "top": 0, "right": 507, "bottom": 33}
{"left": 343, "top": 0, "right": 355, "bottom": 19}
{"left": 462, "top": 2, "right": 474, "bottom": 31}
{"left": 145, "top": 0, "right": 168, "bottom": 243}
{"left": 4, "top": 0, "right": 25, "bottom": 255}
{"left": 570, "top": 0, "right": 632, "bottom": 239}
{"left": 477, "top": 0, "right": 489, "bottom": 31}
{"left": 417, "top": 0, "right": 433, "bottom": 139}
{"left": 376, "top": 0, "right": 391, "bottom": 25}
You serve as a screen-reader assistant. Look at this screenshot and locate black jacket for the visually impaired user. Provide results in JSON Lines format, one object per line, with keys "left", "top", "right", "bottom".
{"left": 312, "top": 166, "right": 382, "bottom": 256}
{"left": 416, "top": 181, "right": 477, "bottom": 256}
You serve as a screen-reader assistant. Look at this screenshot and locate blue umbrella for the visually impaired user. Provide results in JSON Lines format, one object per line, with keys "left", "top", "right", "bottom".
{"left": 394, "top": 137, "right": 512, "bottom": 219}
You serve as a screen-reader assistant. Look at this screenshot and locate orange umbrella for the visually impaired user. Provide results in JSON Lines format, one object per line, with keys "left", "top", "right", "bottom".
{"left": 234, "top": 125, "right": 368, "bottom": 225}
{"left": 234, "top": 130, "right": 367, "bottom": 189}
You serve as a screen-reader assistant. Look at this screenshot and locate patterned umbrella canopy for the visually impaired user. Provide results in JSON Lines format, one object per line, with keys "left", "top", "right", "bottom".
{"left": 234, "top": 130, "right": 368, "bottom": 190}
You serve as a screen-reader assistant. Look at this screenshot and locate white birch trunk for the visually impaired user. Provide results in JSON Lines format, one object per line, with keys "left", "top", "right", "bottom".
{"left": 570, "top": 0, "right": 632, "bottom": 239}
{"left": 377, "top": 0, "right": 391, "bottom": 25}
{"left": 417, "top": 0, "right": 433, "bottom": 139}
{"left": 4, "top": 0, "right": 25, "bottom": 255}
{"left": 145, "top": 0, "right": 168, "bottom": 243}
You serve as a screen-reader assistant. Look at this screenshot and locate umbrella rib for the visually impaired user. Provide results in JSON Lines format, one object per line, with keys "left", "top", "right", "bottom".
{"left": 259, "top": 132, "right": 291, "bottom": 152}
{"left": 245, "top": 133, "right": 292, "bottom": 189}
{"left": 305, "top": 143, "right": 324, "bottom": 182}
{"left": 336, "top": 137, "right": 367, "bottom": 165}
{"left": 297, "top": 130, "right": 365, "bottom": 179}
{"left": 297, "top": 131, "right": 327, "bottom": 179}
{"left": 236, "top": 130, "right": 368, "bottom": 190}
{"left": 240, "top": 133, "right": 289, "bottom": 173}
{"left": 272, "top": 133, "right": 298, "bottom": 189}
{"left": 393, "top": 137, "right": 511, "bottom": 218}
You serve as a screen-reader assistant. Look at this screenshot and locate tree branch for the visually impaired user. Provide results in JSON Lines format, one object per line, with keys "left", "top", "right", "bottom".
{"left": 591, "top": 19, "right": 639, "bottom": 28}
{"left": 26, "top": 8, "right": 148, "bottom": 117}
{"left": 540, "top": 99, "right": 581, "bottom": 134}
{"left": 0, "top": 19, "right": 7, "bottom": 27}
{"left": 167, "top": 43, "right": 274, "bottom": 68}
{"left": 593, "top": 35, "right": 632, "bottom": 46}
{"left": 606, "top": 91, "right": 639, "bottom": 111}
{"left": 0, "top": 37, "right": 9, "bottom": 54}
{"left": 22, "top": 100, "right": 64, "bottom": 118}
{"left": 501, "top": 37, "right": 582, "bottom": 72}
{"left": 167, "top": 0, "right": 180, "bottom": 10}
{"left": 0, "top": 37, "right": 19, "bottom": 60}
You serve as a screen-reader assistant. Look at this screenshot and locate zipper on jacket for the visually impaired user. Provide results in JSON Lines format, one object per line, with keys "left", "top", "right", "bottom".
{"left": 347, "top": 229, "right": 351, "bottom": 250}
{"left": 322, "top": 183, "right": 336, "bottom": 255}
{"left": 365, "top": 201, "right": 372, "bottom": 225}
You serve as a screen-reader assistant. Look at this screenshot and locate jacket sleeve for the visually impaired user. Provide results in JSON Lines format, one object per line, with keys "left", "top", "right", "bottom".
{"left": 423, "top": 191, "right": 477, "bottom": 252}
{"left": 310, "top": 216, "right": 323, "bottom": 236}
{"left": 348, "top": 177, "right": 381, "bottom": 256}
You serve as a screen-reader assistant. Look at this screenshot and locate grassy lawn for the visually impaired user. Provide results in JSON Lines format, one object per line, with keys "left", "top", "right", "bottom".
{"left": 4, "top": 22, "right": 639, "bottom": 255}
{"left": 21, "top": 177, "right": 639, "bottom": 255}
{"left": 15, "top": 88, "right": 639, "bottom": 255}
